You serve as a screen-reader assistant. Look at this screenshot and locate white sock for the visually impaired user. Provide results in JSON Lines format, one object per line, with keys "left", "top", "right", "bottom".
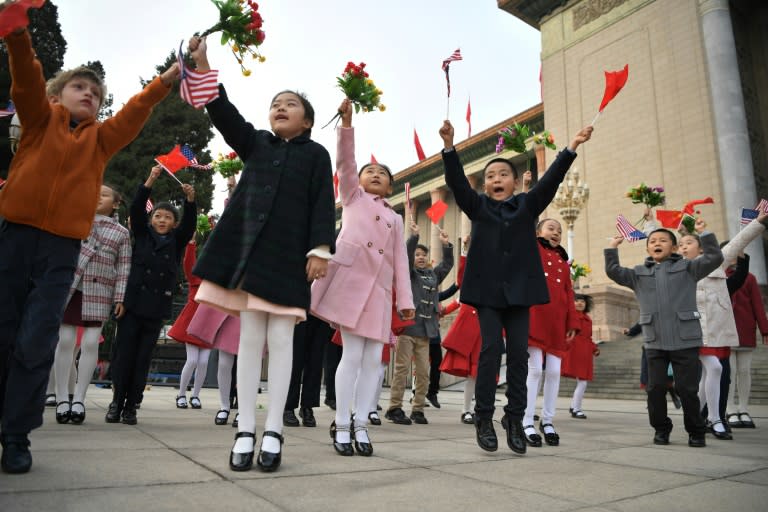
{"left": 464, "top": 376, "right": 476, "bottom": 413}
{"left": 541, "top": 423, "right": 556, "bottom": 434}
{"left": 71, "top": 401, "right": 85, "bottom": 414}
{"left": 711, "top": 420, "right": 726, "bottom": 433}
{"left": 54, "top": 325, "right": 78, "bottom": 404}
{"left": 236, "top": 311, "right": 269, "bottom": 434}
{"left": 73, "top": 326, "right": 102, "bottom": 405}
{"left": 191, "top": 348, "right": 212, "bottom": 398}
{"left": 524, "top": 425, "right": 537, "bottom": 436}
{"left": 262, "top": 313, "right": 295, "bottom": 434}
{"left": 523, "top": 347, "right": 543, "bottom": 425}
{"left": 334, "top": 330, "right": 366, "bottom": 426}
{"left": 179, "top": 344, "right": 200, "bottom": 396}
{"left": 354, "top": 427, "right": 370, "bottom": 444}
{"left": 232, "top": 435, "right": 254, "bottom": 454}
{"left": 541, "top": 354, "right": 562, "bottom": 423}
{"left": 572, "top": 379, "right": 587, "bottom": 411}
{"left": 335, "top": 424, "right": 351, "bottom": 444}
{"left": 699, "top": 355, "right": 722, "bottom": 423}
{"left": 216, "top": 409, "right": 230, "bottom": 420}
{"left": 261, "top": 435, "right": 281, "bottom": 453}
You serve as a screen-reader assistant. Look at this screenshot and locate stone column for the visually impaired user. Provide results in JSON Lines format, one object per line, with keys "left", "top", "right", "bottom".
{"left": 699, "top": 0, "right": 766, "bottom": 283}
{"left": 430, "top": 189, "right": 445, "bottom": 264}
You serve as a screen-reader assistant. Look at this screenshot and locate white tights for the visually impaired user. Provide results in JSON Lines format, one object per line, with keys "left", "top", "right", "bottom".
{"left": 463, "top": 376, "right": 476, "bottom": 413}
{"left": 524, "top": 347, "right": 562, "bottom": 425}
{"left": 571, "top": 379, "right": 588, "bottom": 412}
{"left": 178, "top": 344, "right": 211, "bottom": 398}
{"left": 727, "top": 350, "right": 754, "bottom": 414}
{"left": 334, "top": 329, "right": 383, "bottom": 443}
{"left": 698, "top": 354, "right": 723, "bottom": 424}
{"left": 232, "top": 310, "right": 295, "bottom": 455}
{"left": 217, "top": 350, "right": 235, "bottom": 411}
{"left": 54, "top": 324, "right": 102, "bottom": 411}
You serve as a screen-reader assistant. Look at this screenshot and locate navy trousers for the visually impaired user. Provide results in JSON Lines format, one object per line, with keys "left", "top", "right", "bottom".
{"left": 285, "top": 314, "right": 333, "bottom": 410}
{"left": 0, "top": 222, "right": 80, "bottom": 434}
{"left": 474, "top": 305, "right": 530, "bottom": 421}
{"left": 110, "top": 310, "right": 164, "bottom": 409}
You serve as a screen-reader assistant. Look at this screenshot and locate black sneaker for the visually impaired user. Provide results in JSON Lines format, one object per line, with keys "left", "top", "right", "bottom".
{"left": 105, "top": 401, "right": 121, "bottom": 423}
{"left": 410, "top": 411, "right": 428, "bottom": 424}
{"left": 1, "top": 434, "right": 32, "bottom": 474}
{"left": 121, "top": 406, "right": 137, "bottom": 425}
{"left": 384, "top": 407, "right": 412, "bottom": 425}
{"left": 299, "top": 407, "right": 316, "bottom": 427}
{"left": 283, "top": 409, "right": 300, "bottom": 427}
{"left": 324, "top": 398, "right": 336, "bottom": 410}
{"left": 425, "top": 393, "right": 441, "bottom": 409}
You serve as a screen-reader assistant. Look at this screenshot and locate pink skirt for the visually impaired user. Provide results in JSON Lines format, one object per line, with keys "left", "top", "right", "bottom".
{"left": 195, "top": 280, "right": 305, "bottom": 322}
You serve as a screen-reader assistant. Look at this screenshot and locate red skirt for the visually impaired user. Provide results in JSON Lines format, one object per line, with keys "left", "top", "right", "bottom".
{"left": 440, "top": 304, "right": 481, "bottom": 378}
{"left": 62, "top": 291, "right": 102, "bottom": 328}
{"left": 561, "top": 336, "right": 595, "bottom": 381}
{"left": 699, "top": 346, "right": 731, "bottom": 358}
{"left": 168, "top": 285, "right": 208, "bottom": 347}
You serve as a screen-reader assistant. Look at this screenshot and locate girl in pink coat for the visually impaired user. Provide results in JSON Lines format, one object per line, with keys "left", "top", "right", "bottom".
{"left": 311, "top": 99, "right": 415, "bottom": 457}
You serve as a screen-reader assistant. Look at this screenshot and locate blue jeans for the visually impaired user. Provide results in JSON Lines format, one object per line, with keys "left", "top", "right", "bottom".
{"left": 0, "top": 222, "right": 80, "bottom": 434}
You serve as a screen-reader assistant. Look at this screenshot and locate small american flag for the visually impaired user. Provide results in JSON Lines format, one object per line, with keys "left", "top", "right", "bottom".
{"left": 740, "top": 208, "right": 759, "bottom": 226}
{"left": 180, "top": 144, "right": 213, "bottom": 170}
{"left": 756, "top": 198, "right": 768, "bottom": 213}
{"left": 441, "top": 48, "right": 462, "bottom": 97}
{"left": 616, "top": 214, "right": 647, "bottom": 242}
{"left": 178, "top": 42, "right": 220, "bottom": 109}
{"left": 404, "top": 182, "right": 411, "bottom": 210}
{"left": 0, "top": 100, "right": 15, "bottom": 117}
{"left": 145, "top": 198, "right": 154, "bottom": 214}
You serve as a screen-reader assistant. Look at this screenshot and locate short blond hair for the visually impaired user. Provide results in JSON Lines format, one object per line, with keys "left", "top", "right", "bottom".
{"left": 46, "top": 66, "right": 107, "bottom": 109}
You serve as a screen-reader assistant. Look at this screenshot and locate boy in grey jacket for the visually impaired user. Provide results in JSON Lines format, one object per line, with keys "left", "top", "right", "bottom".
{"left": 605, "top": 228, "right": 723, "bottom": 447}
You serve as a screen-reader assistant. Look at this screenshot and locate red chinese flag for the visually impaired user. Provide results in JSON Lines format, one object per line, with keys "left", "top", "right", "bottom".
{"left": 370, "top": 154, "right": 378, "bottom": 164}
{"left": 414, "top": 129, "right": 426, "bottom": 162}
{"left": 466, "top": 98, "right": 472, "bottom": 138}
{"left": 682, "top": 197, "right": 714, "bottom": 215}
{"left": 0, "top": 0, "right": 45, "bottom": 37}
{"left": 155, "top": 145, "right": 190, "bottom": 173}
{"left": 425, "top": 200, "right": 448, "bottom": 225}
{"left": 655, "top": 209, "right": 683, "bottom": 229}
{"left": 598, "top": 64, "right": 629, "bottom": 112}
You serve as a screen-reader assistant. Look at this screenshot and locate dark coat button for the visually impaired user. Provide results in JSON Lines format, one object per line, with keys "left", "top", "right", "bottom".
{"left": 273, "top": 160, "right": 280, "bottom": 166}
{"left": 378, "top": 249, "right": 384, "bottom": 254}
{"left": 265, "top": 185, "right": 272, "bottom": 193}
{"left": 375, "top": 215, "right": 380, "bottom": 221}
{"left": 367, "top": 242, "right": 373, "bottom": 247}
{"left": 258, "top": 213, "right": 266, "bottom": 221}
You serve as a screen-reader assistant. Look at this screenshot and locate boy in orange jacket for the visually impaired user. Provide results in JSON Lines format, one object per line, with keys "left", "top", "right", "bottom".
{"left": 0, "top": 18, "right": 178, "bottom": 473}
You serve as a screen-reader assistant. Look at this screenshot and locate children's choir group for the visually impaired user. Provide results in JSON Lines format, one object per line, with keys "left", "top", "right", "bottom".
{"left": 1, "top": 18, "right": 767, "bottom": 478}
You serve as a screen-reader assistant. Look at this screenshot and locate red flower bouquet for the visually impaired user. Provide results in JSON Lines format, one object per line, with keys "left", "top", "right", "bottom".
{"left": 323, "top": 61, "right": 385, "bottom": 128}
{"left": 199, "top": 0, "right": 266, "bottom": 76}
{"left": 212, "top": 151, "right": 243, "bottom": 178}
{"left": 625, "top": 183, "right": 665, "bottom": 209}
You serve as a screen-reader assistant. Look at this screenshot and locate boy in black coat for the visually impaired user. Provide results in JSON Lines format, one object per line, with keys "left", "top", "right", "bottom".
{"left": 439, "top": 120, "right": 592, "bottom": 454}
{"left": 106, "top": 166, "right": 196, "bottom": 424}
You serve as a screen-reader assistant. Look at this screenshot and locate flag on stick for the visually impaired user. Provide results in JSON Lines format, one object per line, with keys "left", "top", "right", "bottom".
{"left": 0, "top": 0, "right": 45, "bottom": 37}
{"left": 177, "top": 42, "right": 220, "bottom": 109}
{"left": 180, "top": 145, "right": 213, "bottom": 170}
{"left": 616, "top": 215, "right": 647, "bottom": 242}
{"left": 466, "top": 98, "right": 472, "bottom": 138}
{"left": 755, "top": 198, "right": 768, "bottom": 213}
{"left": 740, "top": 208, "right": 758, "bottom": 226}
{"left": 0, "top": 100, "right": 15, "bottom": 118}
{"left": 591, "top": 64, "right": 629, "bottom": 125}
{"left": 404, "top": 182, "right": 411, "bottom": 210}
{"left": 425, "top": 200, "right": 448, "bottom": 225}
{"left": 155, "top": 145, "right": 188, "bottom": 185}
{"left": 441, "top": 48, "right": 462, "bottom": 118}
{"left": 145, "top": 198, "right": 154, "bottom": 214}
{"left": 370, "top": 154, "right": 378, "bottom": 164}
{"left": 414, "top": 129, "right": 426, "bottom": 162}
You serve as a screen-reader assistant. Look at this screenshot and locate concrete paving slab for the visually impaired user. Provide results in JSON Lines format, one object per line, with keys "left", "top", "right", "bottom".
{"left": 608, "top": 479, "right": 768, "bottom": 512}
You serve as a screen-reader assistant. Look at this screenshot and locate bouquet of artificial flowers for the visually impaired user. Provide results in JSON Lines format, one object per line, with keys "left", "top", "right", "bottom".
{"left": 625, "top": 183, "right": 665, "bottom": 208}
{"left": 199, "top": 0, "right": 266, "bottom": 76}
{"left": 495, "top": 123, "right": 557, "bottom": 154}
{"left": 570, "top": 261, "right": 591, "bottom": 282}
{"left": 212, "top": 151, "right": 243, "bottom": 179}
{"left": 323, "top": 61, "right": 385, "bottom": 128}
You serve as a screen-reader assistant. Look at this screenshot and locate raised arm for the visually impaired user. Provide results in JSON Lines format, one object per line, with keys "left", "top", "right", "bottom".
{"left": 440, "top": 121, "right": 481, "bottom": 218}
{"left": 688, "top": 232, "right": 724, "bottom": 280}
{"left": 175, "top": 184, "right": 198, "bottom": 254}
{"left": 604, "top": 237, "right": 637, "bottom": 289}
{"left": 4, "top": 30, "right": 51, "bottom": 133}
{"left": 433, "top": 230, "right": 454, "bottom": 284}
{"left": 336, "top": 99, "right": 362, "bottom": 206}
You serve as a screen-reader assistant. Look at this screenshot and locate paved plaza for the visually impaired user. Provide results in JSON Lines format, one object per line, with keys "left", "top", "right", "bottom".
{"left": 1, "top": 385, "right": 767, "bottom": 511}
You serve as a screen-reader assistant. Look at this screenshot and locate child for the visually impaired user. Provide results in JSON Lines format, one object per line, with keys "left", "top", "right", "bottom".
{"left": 106, "top": 166, "right": 196, "bottom": 425}
{"left": 168, "top": 239, "right": 211, "bottom": 410}
{"left": 0, "top": 18, "right": 177, "bottom": 473}
{"left": 385, "top": 221, "right": 453, "bottom": 426}
{"left": 677, "top": 213, "right": 766, "bottom": 439}
{"left": 311, "top": 98, "right": 414, "bottom": 456}
{"left": 187, "top": 36, "right": 336, "bottom": 472}
{"left": 523, "top": 218, "right": 578, "bottom": 447}
{"left": 605, "top": 227, "right": 723, "bottom": 447}
{"left": 561, "top": 294, "right": 600, "bottom": 419}
{"left": 52, "top": 184, "right": 131, "bottom": 425}
{"left": 439, "top": 119, "right": 592, "bottom": 454}
{"left": 726, "top": 253, "right": 768, "bottom": 428}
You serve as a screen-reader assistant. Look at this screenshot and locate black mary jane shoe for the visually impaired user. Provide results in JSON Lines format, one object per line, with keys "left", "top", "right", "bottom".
{"left": 55, "top": 401, "right": 71, "bottom": 424}
{"left": 70, "top": 401, "right": 86, "bottom": 424}
{"left": 330, "top": 421, "right": 354, "bottom": 456}
{"left": 257, "top": 431, "right": 284, "bottom": 472}
{"left": 353, "top": 424, "right": 373, "bottom": 456}
{"left": 708, "top": 420, "right": 733, "bottom": 440}
{"left": 539, "top": 421, "right": 560, "bottom": 446}
{"left": 229, "top": 432, "right": 256, "bottom": 471}
{"left": 501, "top": 414, "right": 527, "bottom": 454}
{"left": 523, "top": 425, "right": 542, "bottom": 447}
{"left": 215, "top": 409, "right": 230, "bottom": 426}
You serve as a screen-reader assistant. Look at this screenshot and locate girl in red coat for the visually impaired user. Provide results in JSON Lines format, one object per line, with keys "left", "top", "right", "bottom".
{"left": 523, "top": 219, "right": 578, "bottom": 447}
{"left": 561, "top": 294, "right": 600, "bottom": 419}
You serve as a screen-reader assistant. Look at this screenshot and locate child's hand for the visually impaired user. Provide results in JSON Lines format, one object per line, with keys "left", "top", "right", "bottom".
{"left": 400, "top": 309, "right": 415, "bottom": 321}
{"left": 145, "top": 165, "right": 163, "bottom": 187}
{"left": 593, "top": 346, "right": 601, "bottom": 357}
{"left": 188, "top": 35, "right": 210, "bottom": 71}
{"left": 567, "top": 126, "right": 594, "bottom": 151}
{"left": 306, "top": 255, "right": 328, "bottom": 282}
{"left": 339, "top": 98, "right": 352, "bottom": 128}
{"left": 409, "top": 221, "right": 419, "bottom": 236}
{"left": 160, "top": 63, "right": 180, "bottom": 86}
{"left": 114, "top": 303, "right": 125, "bottom": 319}
{"left": 757, "top": 210, "right": 768, "bottom": 224}
{"left": 694, "top": 217, "right": 707, "bottom": 233}
{"left": 643, "top": 207, "right": 652, "bottom": 221}
{"left": 182, "top": 184, "right": 195, "bottom": 202}
{"left": 566, "top": 329, "right": 576, "bottom": 343}
{"left": 439, "top": 120, "right": 455, "bottom": 150}
{"left": 438, "top": 229, "right": 449, "bottom": 246}
{"left": 608, "top": 235, "right": 624, "bottom": 248}
{"left": 522, "top": 170, "right": 532, "bottom": 191}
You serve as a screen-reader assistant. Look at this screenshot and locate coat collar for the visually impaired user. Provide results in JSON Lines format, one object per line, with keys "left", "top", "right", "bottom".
{"left": 537, "top": 237, "right": 569, "bottom": 260}
{"left": 363, "top": 188, "right": 393, "bottom": 209}
{"left": 644, "top": 253, "right": 682, "bottom": 267}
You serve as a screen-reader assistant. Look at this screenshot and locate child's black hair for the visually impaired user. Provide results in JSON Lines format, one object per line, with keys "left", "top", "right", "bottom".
{"left": 415, "top": 244, "right": 429, "bottom": 254}
{"left": 152, "top": 201, "right": 179, "bottom": 223}
{"left": 482, "top": 157, "right": 519, "bottom": 179}
{"left": 646, "top": 228, "right": 677, "bottom": 246}
{"left": 271, "top": 90, "right": 315, "bottom": 136}
{"left": 536, "top": 217, "right": 560, "bottom": 232}
{"left": 574, "top": 293, "right": 593, "bottom": 313}
{"left": 359, "top": 162, "right": 393, "bottom": 185}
